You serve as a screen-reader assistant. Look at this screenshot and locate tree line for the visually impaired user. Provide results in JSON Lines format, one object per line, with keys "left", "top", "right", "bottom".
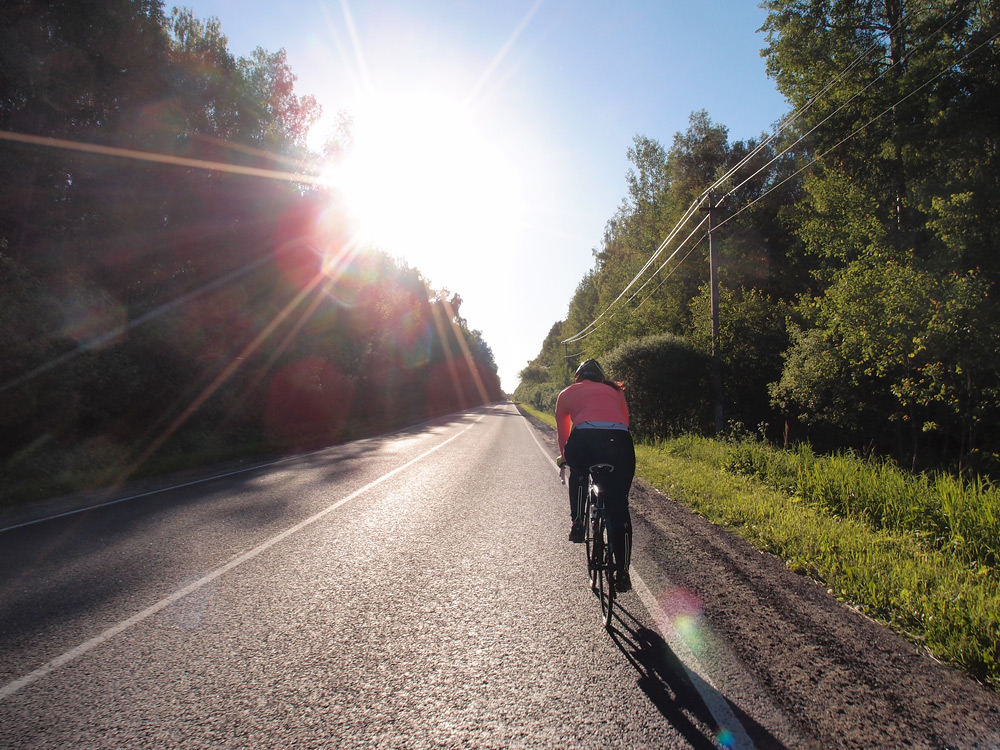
{"left": 0, "top": 1, "right": 502, "bottom": 500}
{"left": 516, "top": 0, "right": 1000, "bottom": 475}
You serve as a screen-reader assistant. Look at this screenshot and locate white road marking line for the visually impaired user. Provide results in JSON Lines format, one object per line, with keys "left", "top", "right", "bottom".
{"left": 1, "top": 457, "right": 305, "bottom": 533}
{"left": 518, "top": 408, "right": 756, "bottom": 749}
{"left": 0, "top": 416, "right": 483, "bottom": 702}
{"left": 0, "top": 411, "right": 476, "bottom": 534}
{"left": 633, "top": 577, "right": 757, "bottom": 750}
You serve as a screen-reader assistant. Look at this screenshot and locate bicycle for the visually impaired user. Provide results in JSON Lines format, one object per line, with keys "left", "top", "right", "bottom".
{"left": 584, "top": 463, "right": 617, "bottom": 629}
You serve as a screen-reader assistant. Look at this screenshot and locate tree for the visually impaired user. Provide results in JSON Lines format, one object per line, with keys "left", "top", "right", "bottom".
{"left": 0, "top": 4, "right": 505, "bottom": 499}
{"left": 689, "top": 284, "right": 789, "bottom": 436}
{"left": 761, "top": 0, "right": 1000, "bottom": 469}
{"left": 522, "top": 109, "right": 805, "bottom": 431}
{"left": 773, "top": 256, "right": 999, "bottom": 469}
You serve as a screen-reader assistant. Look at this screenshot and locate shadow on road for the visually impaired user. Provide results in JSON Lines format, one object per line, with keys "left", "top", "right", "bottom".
{"left": 609, "top": 602, "right": 790, "bottom": 750}
{"left": 0, "top": 435, "right": 382, "bottom": 645}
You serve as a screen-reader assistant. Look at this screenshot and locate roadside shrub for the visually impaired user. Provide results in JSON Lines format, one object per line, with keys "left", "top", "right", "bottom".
{"left": 604, "top": 333, "right": 712, "bottom": 440}
{"left": 514, "top": 380, "right": 562, "bottom": 413}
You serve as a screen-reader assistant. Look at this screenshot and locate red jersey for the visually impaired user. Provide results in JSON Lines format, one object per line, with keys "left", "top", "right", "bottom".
{"left": 555, "top": 380, "right": 630, "bottom": 458}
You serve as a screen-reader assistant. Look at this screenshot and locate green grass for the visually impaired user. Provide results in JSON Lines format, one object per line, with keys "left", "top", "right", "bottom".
{"left": 722, "top": 439, "right": 1000, "bottom": 568}
{"left": 522, "top": 404, "right": 557, "bottom": 430}
{"left": 516, "top": 402, "right": 1000, "bottom": 688}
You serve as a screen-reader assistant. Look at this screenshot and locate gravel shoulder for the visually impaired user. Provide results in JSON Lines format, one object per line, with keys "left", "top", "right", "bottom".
{"left": 519, "top": 407, "right": 1000, "bottom": 749}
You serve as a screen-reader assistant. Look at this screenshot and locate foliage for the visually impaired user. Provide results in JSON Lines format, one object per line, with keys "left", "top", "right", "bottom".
{"left": 519, "top": 110, "right": 802, "bottom": 440}
{"left": 602, "top": 333, "right": 712, "bottom": 440}
{"left": 0, "top": 1, "right": 502, "bottom": 504}
{"left": 759, "top": 0, "right": 1000, "bottom": 467}
{"left": 519, "top": 0, "right": 1000, "bottom": 475}
{"left": 688, "top": 284, "right": 789, "bottom": 437}
{"left": 723, "top": 438, "right": 1000, "bottom": 570}
{"left": 768, "top": 323, "right": 863, "bottom": 440}
{"left": 773, "top": 255, "right": 1000, "bottom": 470}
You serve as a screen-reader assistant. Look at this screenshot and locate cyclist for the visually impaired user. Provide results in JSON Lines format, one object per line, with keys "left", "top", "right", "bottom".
{"left": 555, "top": 358, "right": 635, "bottom": 593}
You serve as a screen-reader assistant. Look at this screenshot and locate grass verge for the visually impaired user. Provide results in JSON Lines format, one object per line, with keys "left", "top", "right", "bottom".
{"left": 516, "top": 402, "right": 999, "bottom": 688}
{"left": 0, "top": 436, "right": 277, "bottom": 509}
{"left": 1, "top": 420, "right": 379, "bottom": 510}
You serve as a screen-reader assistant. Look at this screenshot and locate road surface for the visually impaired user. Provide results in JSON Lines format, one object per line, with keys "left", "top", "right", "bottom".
{"left": 1, "top": 402, "right": 997, "bottom": 748}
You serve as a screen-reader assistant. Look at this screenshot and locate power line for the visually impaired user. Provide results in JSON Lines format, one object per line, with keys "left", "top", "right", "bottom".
{"left": 716, "top": 24, "right": 1000, "bottom": 234}
{"left": 622, "top": 215, "right": 709, "bottom": 311}
{"left": 561, "top": 212, "right": 709, "bottom": 345}
{"left": 721, "top": 2, "right": 967, "bottom": 205}
{"left": 562, "top": 234, "right": 707, "bottom": 355}
{"left": 560, "top": 199, "right": 705, "bottom": 343}
{"left": 559, "top": 2, "right": 981, "bottom": 347}
{"left": 633, "top": 237, "right": 706, "bottom": 313}
{"left": 558, "top": 14, "right": 906, "bottom": 345}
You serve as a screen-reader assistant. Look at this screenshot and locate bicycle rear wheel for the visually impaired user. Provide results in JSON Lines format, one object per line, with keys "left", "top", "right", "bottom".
{"left": 596, "top": 515, "right": 615, "bottom": 628}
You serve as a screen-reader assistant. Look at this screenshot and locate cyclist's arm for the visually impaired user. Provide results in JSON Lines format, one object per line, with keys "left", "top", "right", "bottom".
{"left": 554, "top": 391, "right": 573, "bottom": 460}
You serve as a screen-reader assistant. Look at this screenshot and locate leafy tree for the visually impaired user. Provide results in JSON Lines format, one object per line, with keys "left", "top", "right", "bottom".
{"left": 773, "top": 256, "right": 999, "bottom": 469}
{"left": 585, "top": 114, "right": 731, "bottom": 354}
{"left": 238, "top": 47, "right": 319, "bottom": 154}
{"left": 689, "top": 284, "right": 789, "bottom": 436}
{"left": 513, "top": 4, "right": 1000, "bottom": 475}
{"left": 521, "top": 109, "right": 805, "bottom": 433}
{"left": 769, "top": 322, "right": 861, "bottom": 444}
{"left": 0, "top": 4, "right": 504, "bottom": 500}
{"left": 761, "top": 0, "right": 1000, "bottom": 469}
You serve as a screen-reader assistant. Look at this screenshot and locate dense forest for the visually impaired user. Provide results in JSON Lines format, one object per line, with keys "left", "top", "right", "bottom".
{"left": 0, "top": 1, "right": 502, "bottom": 501}
{"left": 515, "top": 0, "right": 1000, "bottom": 475}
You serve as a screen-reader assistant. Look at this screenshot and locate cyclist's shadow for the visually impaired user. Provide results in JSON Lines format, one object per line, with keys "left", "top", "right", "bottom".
{"left": 607, "top": 604, "right": 788, "bottom": 750}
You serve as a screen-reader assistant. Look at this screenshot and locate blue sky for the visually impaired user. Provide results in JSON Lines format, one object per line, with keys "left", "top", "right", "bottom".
{"left": 187, "top": 0, "right": 790, "bottom": 391}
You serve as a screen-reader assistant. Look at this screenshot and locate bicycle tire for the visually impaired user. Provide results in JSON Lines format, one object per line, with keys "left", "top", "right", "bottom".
{"left": 599, "top": 516, "right": 615, "bottom": 629}
{"left": 591, "top": 525, "right": 603, "bottom": 591}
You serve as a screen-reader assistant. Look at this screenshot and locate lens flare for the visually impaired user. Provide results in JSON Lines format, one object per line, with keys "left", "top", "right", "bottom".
{"left": 59, "top": 283, "right": 127, "bottom": 348}
{"left": 659, "top": 586, "right": 706, "bottom": 653}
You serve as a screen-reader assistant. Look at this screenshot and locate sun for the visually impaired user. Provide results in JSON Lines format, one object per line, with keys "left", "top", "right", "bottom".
{"left": 321, "top": 89, "right": 523, "bottom": 287}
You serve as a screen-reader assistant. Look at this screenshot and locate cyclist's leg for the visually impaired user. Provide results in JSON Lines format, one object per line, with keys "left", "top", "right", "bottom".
{"left": 602, "top": 431, "right": 636, "bottom": 581}
{"left": 569, "top": 469, "right": 587, "bottom": 523}
{"left": 605, "top": 497, "right": 632, "bottom": 575}
{"left": 564, "top": 431, "right": 590, "bottom": 541}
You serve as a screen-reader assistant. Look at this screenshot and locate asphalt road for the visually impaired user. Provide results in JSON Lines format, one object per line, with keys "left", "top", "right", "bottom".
{"left": 2, "top": 402, "right": 997, "bottom": 748}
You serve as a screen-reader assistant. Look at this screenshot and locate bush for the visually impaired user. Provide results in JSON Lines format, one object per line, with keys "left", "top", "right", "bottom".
{"left": 604, "top": 333, "right": 712, "bottom": 440}
{"left": 513, "top": 380, "right": 562, "bottom": 413}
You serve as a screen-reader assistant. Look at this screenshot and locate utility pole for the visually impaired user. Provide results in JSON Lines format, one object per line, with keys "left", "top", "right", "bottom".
{"left": 886, "top": 0, "right": 906, "bottom": 234}
{"left": 703, "top": 193, "right": 724, "bottom": 434}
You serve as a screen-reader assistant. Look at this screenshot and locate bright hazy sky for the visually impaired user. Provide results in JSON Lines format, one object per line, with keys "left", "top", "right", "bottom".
{"left": 187, "top": 0, "right": 789, "bottom": 392}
